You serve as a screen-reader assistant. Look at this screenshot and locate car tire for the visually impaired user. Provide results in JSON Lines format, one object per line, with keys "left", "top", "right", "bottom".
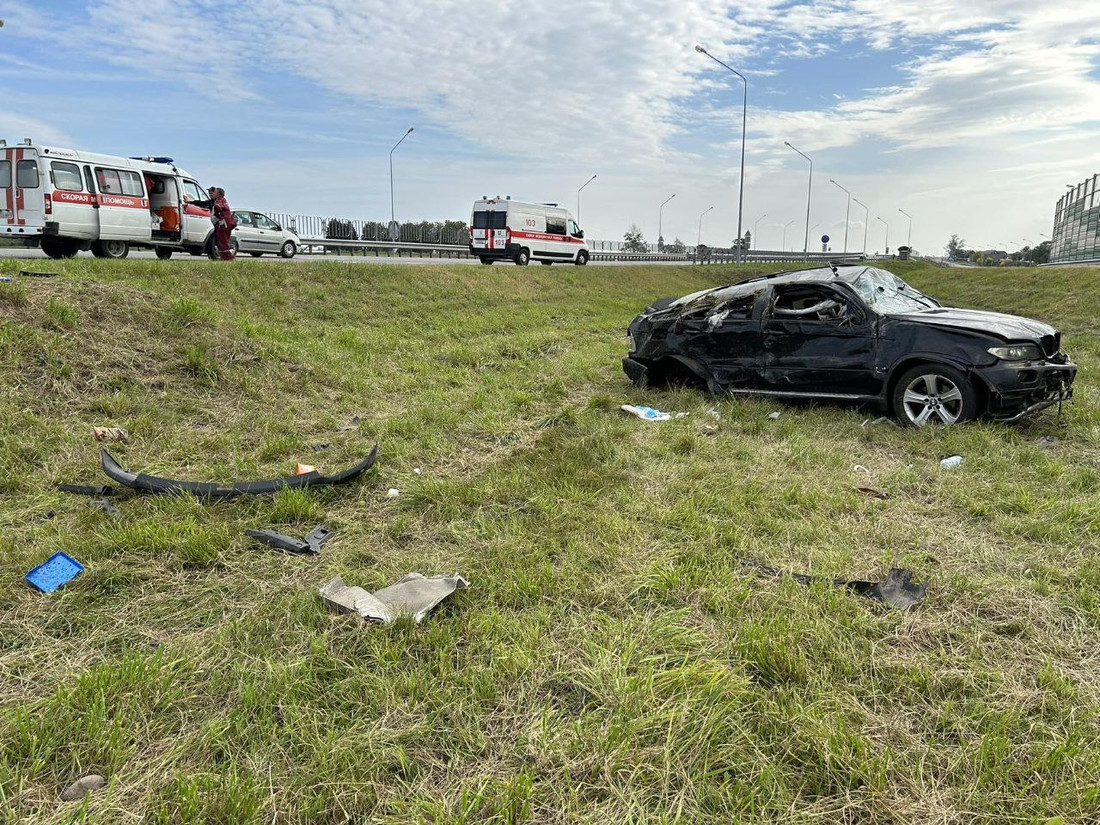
{"left": 92, "top": 240, "right": 129, "bottom": 259}
{"left": 250, "top": 252, "right": 263, "bottom": 258}
{"left": 206, "top": 238, "right": 219, "bottom": 260}
{"left": 892, "top": 363, "right": 979, "bottom": 427}
{"left": 279, "top": 240, "right": 296, "bottom": 259}
{"left": 154, "top": 246, "right": 173, "bottom": 260}
{"left": 515, "top": 248, "right": 530, "bottom": 266}
{"left": 229, "top": 238, "right": 240, "bottom": 256}
{"left": 479, "top": 257, "right": 493, "bottom": 265}
{"left": 575, "top": 250, "right": 589, "bottom": 266}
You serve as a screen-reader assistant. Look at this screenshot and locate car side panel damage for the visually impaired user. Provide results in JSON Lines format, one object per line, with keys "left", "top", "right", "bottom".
{"left": 100, "top": 444, "right": 379, "bottom": 498}
{"left": 624, "top": 265, "right": 1076, "bottom": 424}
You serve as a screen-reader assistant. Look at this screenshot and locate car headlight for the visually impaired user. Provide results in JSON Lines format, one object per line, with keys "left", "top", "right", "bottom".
{"left": 627, "top": 334, "right": 636, "bottom": 352}
{"left": 988, "top": 344, "right": 1043, "bottom": 361}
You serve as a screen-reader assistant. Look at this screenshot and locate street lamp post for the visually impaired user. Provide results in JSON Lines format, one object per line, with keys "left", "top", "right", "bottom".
{"left": 853, "top": 198, "right": 869, "bottom": 254}
{"left": 696, "top": 45, "right": 747, "bottom": 266}
{"left": 698, "top": 206, "right": 714, "bottom": 248}
{"left": 829, "top": 179, "right": 851, "bottom": 253}
{"left": 753, "top": 214, "right": 767, "bottom": 250}
{"left": 577, "top": 174, "right": 597, "bottom": 223}
{"left": 876, "top": 216, "right": 889, "bottom": 255}
{"left": 658, "top": 194, "right": 676, "bottom": 250}
{"left": 782, "top": 219, "right": 795, "bottom": 251}
{"left": 784, "top": 140, "right": 813, "bottom": 257}
{"left": 389, "top": 127, "right": 414, "bottom": 227}
{"left": 898, "top": 208, "right": 912, "bottom": 247}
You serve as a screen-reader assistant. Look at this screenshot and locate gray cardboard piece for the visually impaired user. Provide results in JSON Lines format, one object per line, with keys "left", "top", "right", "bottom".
{"left": 320, "top": 573, "right": 469, "bottom": 624}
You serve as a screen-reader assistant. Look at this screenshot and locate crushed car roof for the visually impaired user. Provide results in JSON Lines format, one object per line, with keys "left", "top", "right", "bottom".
{"left": 671, "top": 265, "right": 874, "bottom": 307}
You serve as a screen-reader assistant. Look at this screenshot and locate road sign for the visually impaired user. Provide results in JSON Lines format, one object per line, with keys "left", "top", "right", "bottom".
{"left": 821, "top": 234, "right": 830, "bottom": 244}
{"left": 388, "top": 220, "right": 400, "bottom": 242}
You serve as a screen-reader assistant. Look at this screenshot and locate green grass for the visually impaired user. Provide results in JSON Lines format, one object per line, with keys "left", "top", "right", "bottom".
{"left": 1, "top": 256, "right": 1098, "bottom": 823}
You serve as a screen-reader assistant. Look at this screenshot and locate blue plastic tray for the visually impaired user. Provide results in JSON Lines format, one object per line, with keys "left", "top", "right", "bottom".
{"left": 25, "top": 552, "right": 84, "bottom": 593}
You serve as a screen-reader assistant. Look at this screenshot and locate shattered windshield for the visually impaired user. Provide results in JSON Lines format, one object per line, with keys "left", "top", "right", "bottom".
{"left": 854, "top": 269, "right": 939, "bottom": 314}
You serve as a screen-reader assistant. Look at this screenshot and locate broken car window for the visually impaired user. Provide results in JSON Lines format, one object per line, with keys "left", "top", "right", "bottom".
{"left": 679, "top": 289, "right": 761, "bottom": 327}
{"left": 770, "top": 286, "right": 851, "bottom": 322}
{"left": 854, "top": 270, "right": 937, "bottom": 314}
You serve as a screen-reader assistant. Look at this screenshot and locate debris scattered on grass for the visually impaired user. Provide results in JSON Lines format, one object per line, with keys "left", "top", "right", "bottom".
{"left": 1037, "top": 436, "right": 1060, "bottom": 449}
{"left": 59, "top": 775, "right": 107, "bottom": 802}
{"left": 25, "top": 552, "right": 84, "bottom": 593}
{"left": 295, "top": 463, "right": 316, "bottom": 476}
{"left": 335, "top": 415, "right": 362, "bottom": 432}
{"left": 386, "top": 488, "right": 400, "bottom": 498}
{"left": 856, "top": 486, "right": 891, "bottom": 500}
{"left": 19, "top": 270, "right": 58, "bottom": 279}
{"left": 620, "top": 404, "right": 673, "bottom": 422}
{"left": 0, "top": 276, "right": 11, "bottom": 284}
{"left": 99, "top": 444, "right": 379, "bottom": 498}
{"left": 740, "top": 559, "right": 926, "bottom": 610}
{"left": 92, "top": 426, "right": 130, "bottom": 444}
{"left": 768, "top": 411, "right": 781, "bottom": 420}
{"left": 707, "top": 409, "right": 721, "bottom": 420}
{"left": 319, "top": 573, "right": 470, "bottom": 624}
{"left": 88, "top": 497, "right": 120, "bottom": 517}
{"left": 38, "top": 510, "right": 56, "bottom": 522}
{"left": 246, "top": 525, "right": 333, "bottom": 555}
{"left": 853, "top": 464, "right": 870, "bottom": 474}
{"left": 939, "top": 455, "right": 963, "bottom": 470}
{"left": 311, "top": 443, "right": 330, "bottom": 452}
{"left": 58, "top": 483, "right": 113, "bottom": 497}
{"left": 413, "top": 467, "right": 422, "bottom": 475}
{"left": 861, "top": 416, "right": 895, "bottom": 428}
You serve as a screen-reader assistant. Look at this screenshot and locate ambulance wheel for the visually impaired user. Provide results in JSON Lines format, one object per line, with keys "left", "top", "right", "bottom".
{"left": 41, "top": 238, "right": 76, "bottom": 259}
{"left": 515, "top": 248, "right": 530, "bottom": 266}
{"left": 541, "top": 260, "right": 553, "bottom": 266}
{"left": 154, "top": 246, "right": 173, "bottom": 260}
{"left": 279, "top": 240, "right": 297, "bottom": 259}
{"left": 92, "top": 240, "right": 129, "bottom": 259}
{"left": 479, "top": 257, "right": 493, "bottom": 265}
{"left": 205, "top": 238, "right": 219, "bottom": 260}
{"left": 575, "top": 250, "right": 590, "bottom": 266}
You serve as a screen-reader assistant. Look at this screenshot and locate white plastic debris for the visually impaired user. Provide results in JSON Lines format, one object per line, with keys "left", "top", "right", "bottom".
{"left": 861, "top": 416, "right": 895, "bottom": 428}
{"left": 1036, "top": 436, "right": 1060, "bottom": 449}
{"left": 320, "top": 574, "right": 470, "bottom": 624}
{"left": 768, "top": 412, "right": 781, "bottom": 420}
{"left": 853, "top": 464, "right": 871, "bottom": 474}
{"left": 674, "top": 412, "right": 690, "bottom": 419}
{"left": 707, "top": 409, "right": 721, "bottom": 420}
{"left": 386, "top": 488, "right": 400, "bottom": 497}
{"left": 620, "top": 404, "right": 672, "bottom": 422}
{"left": 413, "top": 467, "right": 422, "bottom": 475}
{"left": 940, "top": 455, "right": 963, "bottom": 470}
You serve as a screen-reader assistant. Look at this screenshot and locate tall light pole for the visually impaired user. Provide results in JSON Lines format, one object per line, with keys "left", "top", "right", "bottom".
{"left": 784, "top": 140, "right": 812, "bottom": 256}
{"left": 876, "top": 216, "right": 889, "bottom": 255}
{"left": 697, "top": 206, "right": 714, "bottom": 248}
{"left": 782, "top": 219, "right": 795, "bottom": 251}
{"left": 577, "top": 174, "right": 597, "bottom": 223}
{"left": 696, "top": 45, "right": 747, "bottom": 266}
{"left": 753, "top": 213, "right": 767, "bottom": 250}
{"left": 898, "top": 208, "right": 912, "bottom": 247}
{"left": 829, "top": 179, "right": 851, "bottom": 253}
{"left": 658, "top": 194, "right": 676, "bottom": 249}
{"left": 389, "top": 126, "right": 414, "bottom": 226}
{"left": 853, "top": 197, "right": 869, "bottom": 254}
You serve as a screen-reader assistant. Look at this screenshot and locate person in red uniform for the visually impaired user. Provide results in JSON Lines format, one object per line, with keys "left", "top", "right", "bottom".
{"left": 185, "top": 186, "right": 237, "bottom": 260}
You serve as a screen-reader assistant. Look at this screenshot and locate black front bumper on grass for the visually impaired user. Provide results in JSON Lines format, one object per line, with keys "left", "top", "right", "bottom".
{"left": 980, "top": 356, "right": 1077, "bottom": 420}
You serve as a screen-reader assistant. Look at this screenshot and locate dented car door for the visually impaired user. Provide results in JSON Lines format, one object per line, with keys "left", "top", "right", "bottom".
{"left": 676, "top": 288, "right": 765, "bottom": 388}
{"left": 762, "top": 283, "right": 879, "bottom": 396}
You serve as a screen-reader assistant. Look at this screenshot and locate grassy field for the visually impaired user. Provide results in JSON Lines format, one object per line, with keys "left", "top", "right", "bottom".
{"left": 1, "top": 256, "right": 1098, "bottom": 824}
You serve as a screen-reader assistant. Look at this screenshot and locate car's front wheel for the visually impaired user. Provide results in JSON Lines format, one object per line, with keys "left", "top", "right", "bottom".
{"left": 892, "top": 364, "right": 978, "bottom": 427}
{"left": 280, "top": 240, "right": 297, "bottom": 258}
{"left": 515, "top": 248, "right": 530, "bottom": 266}
{"left": 575, "top": 249, "right": 589, "bottom": 266}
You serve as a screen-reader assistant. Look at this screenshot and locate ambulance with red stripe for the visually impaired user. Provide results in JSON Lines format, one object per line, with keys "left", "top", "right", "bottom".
{"left": 470, "top": 197, "right": 589, "bottom": 266}
{"left": 1, "top": 139, "right": 216, "bottom": 260}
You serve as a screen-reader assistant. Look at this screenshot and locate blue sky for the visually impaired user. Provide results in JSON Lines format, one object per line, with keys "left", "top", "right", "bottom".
{"left": 3, "top": 0, "right": 1099, "bottom": 252}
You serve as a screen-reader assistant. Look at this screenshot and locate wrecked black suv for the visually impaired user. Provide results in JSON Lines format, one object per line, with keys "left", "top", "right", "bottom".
{"left": 623, "top": 265, "right": 1076, "bottom": 425}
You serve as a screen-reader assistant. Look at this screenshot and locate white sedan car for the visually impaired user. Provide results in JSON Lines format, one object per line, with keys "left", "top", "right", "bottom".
{"left": 230, "top": 210, "right": 299, "bottom": 258}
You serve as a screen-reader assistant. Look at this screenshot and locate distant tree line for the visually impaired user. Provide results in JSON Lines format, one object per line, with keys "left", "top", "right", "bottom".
{"left": 947, "top": 234, "right": 1050, "bottom": 265}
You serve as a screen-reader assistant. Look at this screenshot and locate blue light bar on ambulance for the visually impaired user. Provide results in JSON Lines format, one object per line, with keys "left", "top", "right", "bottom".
{"left": 130, "top": 156, "right": 175, "bottom": 164}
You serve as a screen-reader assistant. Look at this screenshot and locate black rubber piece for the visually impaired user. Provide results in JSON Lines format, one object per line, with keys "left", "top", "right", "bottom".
{"left": 246, "top": 524, "right": 334, "bottom": 555}
{"left": 100, "top": 444, "right": 379, "bottom": 499}
{"left": 19, "top": 270, "right": 57, "bottom": 278}
{"left": 58, "top": 483, "right": 114, "bottom": 497}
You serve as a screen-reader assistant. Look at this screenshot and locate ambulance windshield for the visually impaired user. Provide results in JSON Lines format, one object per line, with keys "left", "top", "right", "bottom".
{"left": 473, "top": 210, "right": 507, "bottom": 230}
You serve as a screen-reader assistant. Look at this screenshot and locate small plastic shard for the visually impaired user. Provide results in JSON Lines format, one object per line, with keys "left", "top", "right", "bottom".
{"left": 247, "top": 524, "right": 333, "bottom": 555}
{"left": 295, "top": 463, "right": 316, "bottom": 476}
{"left": 620, "top": 404, "right": 672, "bottom": 422}
{"left": 674, "top": 412, "right": 690, "bottom": 419}
{"left": 707, "top": 409, "right": 721, "bottom": 421}
{"left": 319, "top": 573, "right": 470, "bottom": 624}
{"left": 88, "top": 498, "right": 121, "bottom": 517}
{"left": 939, "top": 455, "right": 963, "bottom": 470}
{"left": 58, "top": 483, "right": 113, "bottom": 497}
{"left": 856, "top": 486, "right": 891, "bottom": 500}
{"left": 768, "top": 412, "right": 781, "bottom": 420}
{"left": 336, "top": 415, "right": 362, "bottom": 432}
{"left": 1036, "top": 436, "right": 1060, "bottom": 449}
{"left": 305, "top": 525, "right": 334, "bottom": 553}
{"left": 93, "top": 426, "right": 130, "bottom": 444}
{"left": 386, "top": 488, "right": 400, "bottom": 498}
{"left": 853, "top": 464, "right": 870, "bottom": 474}
{"left": 59, "top": 774, "right": 107, "bottom": 801}
{"left": 739, "top": 559, "right": 926, "bottom": 610}
{"left": 19, "top": 269, "right": 58, "bottom": 278}
{"left": 413, "top": 467, "right": 422, "bottom": 475}
{"left": 25, "top": 552, "right": 84, "bottom": 593}
{"left": 311, "top": 443, "right": 331, "bottom": 452}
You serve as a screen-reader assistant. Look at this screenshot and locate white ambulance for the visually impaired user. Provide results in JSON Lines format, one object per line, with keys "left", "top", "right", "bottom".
{"left": 1, "top": 139, "right": 217, "bottom": 259}
{"left": 469, "top": 197, "right": 589, "bottom": 266}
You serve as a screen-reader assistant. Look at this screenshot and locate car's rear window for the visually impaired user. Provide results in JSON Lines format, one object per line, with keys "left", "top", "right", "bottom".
{"left": 17, "top": 159, "right": 39, "bottom": 188}
{"left": 473, "top": 210, "right": 507, "bottom": 230}
{"left": 0, "top": 161, "right": 10, "bottom": 189}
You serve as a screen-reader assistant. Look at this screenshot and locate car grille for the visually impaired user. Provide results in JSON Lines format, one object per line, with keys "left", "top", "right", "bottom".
{"left": 1040, "top": 334, "right": 1059, "bottom": 357}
